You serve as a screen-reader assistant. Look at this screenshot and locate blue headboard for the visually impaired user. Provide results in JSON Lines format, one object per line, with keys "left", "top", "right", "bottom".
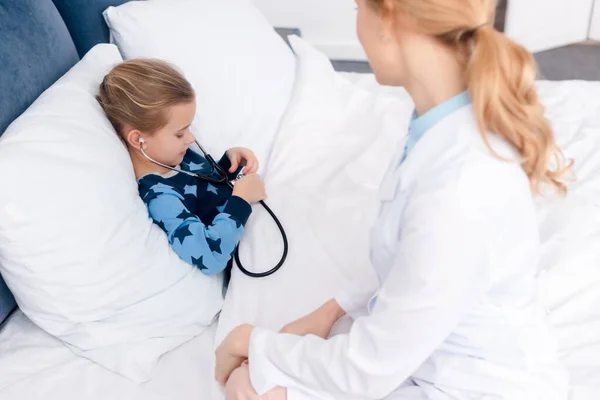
{"left": 52, "top": 0, "right": 130, "bottom": 57}
{"left": 0, "top": 0, "right": 78, "bottom": 135}
{"left": 0, "top": 0, "right": 132, "bottom": 325}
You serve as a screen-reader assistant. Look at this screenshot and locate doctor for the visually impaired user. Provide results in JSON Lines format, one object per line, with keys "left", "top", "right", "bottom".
{"left": 216, "top": 0, "right": 572, "bottom": 399}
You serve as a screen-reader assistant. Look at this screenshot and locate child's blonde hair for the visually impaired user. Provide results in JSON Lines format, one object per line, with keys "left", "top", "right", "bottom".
{"left": 97, "top": 59, "right": 195, "bottom": 144}
{"left": 369, "top": 0, "right": 572, "bottom": 194}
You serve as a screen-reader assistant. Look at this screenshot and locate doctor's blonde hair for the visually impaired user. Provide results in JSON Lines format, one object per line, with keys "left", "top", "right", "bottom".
{"left": 97, "top": 58, "right": 195, "bottom": 144}
{"left": 369, "top": 0, "right": 571, "bottom": 194}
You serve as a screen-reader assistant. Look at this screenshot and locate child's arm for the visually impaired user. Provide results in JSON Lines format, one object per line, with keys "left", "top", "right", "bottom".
{"left": 147, "top": 192, "right": 251, "bottom": 275}
{"left": 217, "top": 152, "right": 244, "bottom": 181}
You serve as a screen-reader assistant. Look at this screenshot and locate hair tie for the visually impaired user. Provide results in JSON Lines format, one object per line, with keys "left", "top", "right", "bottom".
{"left": 473, "top": 22, "right": 492, "bottom": 32}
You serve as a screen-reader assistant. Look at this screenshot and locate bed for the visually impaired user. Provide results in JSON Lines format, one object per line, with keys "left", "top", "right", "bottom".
{"left": 0, "top": 1, "right": 599, "bottom": 400}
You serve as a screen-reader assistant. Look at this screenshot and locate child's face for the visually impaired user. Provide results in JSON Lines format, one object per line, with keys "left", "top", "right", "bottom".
{"left": 144, "top": 100, "right": 197, "bottom": 167}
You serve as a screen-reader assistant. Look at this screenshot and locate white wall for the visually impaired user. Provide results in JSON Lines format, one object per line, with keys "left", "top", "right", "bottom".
{"left": 253, "top": 0, "right": 366, "bottom": 60}
{"left": 504, "top": 0, "right": 595, "bottom": 52}
{"left": 590, "top": 0, "right": 600, "bottom": 40}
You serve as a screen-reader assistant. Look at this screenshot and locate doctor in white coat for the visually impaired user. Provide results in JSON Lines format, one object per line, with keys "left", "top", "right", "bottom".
{"left": 215, "top": 0, "right": 572, "bottom": 399}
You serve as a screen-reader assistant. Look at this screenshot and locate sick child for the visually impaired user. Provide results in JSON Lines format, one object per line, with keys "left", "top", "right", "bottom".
{"left": 97, "top": 58, "right": 265, "bottom": 276}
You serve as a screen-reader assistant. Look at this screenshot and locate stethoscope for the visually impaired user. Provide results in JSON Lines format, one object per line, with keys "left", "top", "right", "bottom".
{"left": 138, "top": 137, "right": 288, "bottom": 278}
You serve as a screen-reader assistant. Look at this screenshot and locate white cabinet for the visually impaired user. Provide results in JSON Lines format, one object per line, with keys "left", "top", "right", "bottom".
{"left": 253, "top": 0, "right": 366, "bottom": 59}
{"left": 504, "top": 0, "right": 596, "bottom": 52}
{"left": 590, "top": 0, "right": 600, "bottom": 40}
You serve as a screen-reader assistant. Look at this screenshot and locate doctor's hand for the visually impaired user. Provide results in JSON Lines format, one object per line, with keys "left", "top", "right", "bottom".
{"left": 280, "top": 299, "right": 346, "bottom": 339}
{"left": 215, "top": 324, "right": 255, "bottom": 385}
{"left": 227, "top": 147, "right": 259, "bottom": 174}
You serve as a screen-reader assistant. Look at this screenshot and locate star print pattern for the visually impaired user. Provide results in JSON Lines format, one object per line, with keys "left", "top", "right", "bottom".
{"left": 206, "top": 237, "right": 223, "bottom": 254}
{"left": 173, "top": 224, "right": 193, "bottom": 245}
{"left": 191, "top": 256, "right": 207, "bottom": 271}
{"left": 176, "top": 209, "right": 196, "bottom": 221}
{"left": 183, "top": 160, "right": 206, "bottom": 172}
{"left": 184, "top": 185, "right": 196, "bottom": 196}
{"left": 152, "top": 182, "right": 177, "bottom": 194}
{"left": 156, "top": 219, "right": 167, "bottom": 232}
{"left": 138, "top": 149, "right": 252, "bottom": 275}
{"left": 206, "top": 183, "right": 218, "bottom": 195}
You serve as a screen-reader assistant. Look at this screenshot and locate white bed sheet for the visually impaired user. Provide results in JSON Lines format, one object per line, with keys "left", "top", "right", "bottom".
{"left": 0, "top": 73, "right": 599, "bottom": 400}
{"left": 0, "top": 310, "right": 222, "bottom": 400}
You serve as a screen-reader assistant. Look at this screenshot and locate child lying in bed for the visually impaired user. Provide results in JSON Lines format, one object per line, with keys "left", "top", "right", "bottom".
{"left": 97, "top": 59, "right": 265, "bottom": 276}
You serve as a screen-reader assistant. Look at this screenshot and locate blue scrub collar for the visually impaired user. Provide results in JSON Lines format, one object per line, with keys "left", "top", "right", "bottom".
{"left": 402, "top": 91, "right": 471, "bottom": 161}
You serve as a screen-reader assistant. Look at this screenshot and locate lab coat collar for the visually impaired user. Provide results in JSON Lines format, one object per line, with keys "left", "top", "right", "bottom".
{"left": 378, "top": 105, "right": 476, "bottom": 202}
{"left": 408, "top": 91, "right": 471, "bottom": 147}
{"left": 401, "top": 91, "right": 471, "bottom": 165}
{"left": 379, "top": 92, "right": 474, "bottom": 202}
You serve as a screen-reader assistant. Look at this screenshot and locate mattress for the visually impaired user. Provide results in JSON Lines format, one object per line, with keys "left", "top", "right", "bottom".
{"left": 0, "top": 73, "right": 598, "bottom": 400}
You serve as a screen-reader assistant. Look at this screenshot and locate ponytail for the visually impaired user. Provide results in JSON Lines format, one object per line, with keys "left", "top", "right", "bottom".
{"left": 467, "top": 25, "right": 572, "bottom": 195}
{"left": 367, "top": 0, "right": 572, "bottom": 195}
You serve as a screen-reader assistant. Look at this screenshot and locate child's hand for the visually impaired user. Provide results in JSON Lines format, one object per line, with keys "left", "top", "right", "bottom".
{"left": 226, "top": 147, "right": 259, "bottom": 174}
{"left": 232, "top": 173, "right": 266, "bottom": 204}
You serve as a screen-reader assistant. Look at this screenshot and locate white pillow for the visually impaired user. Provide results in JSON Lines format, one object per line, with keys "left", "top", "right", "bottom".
{"left": 0, "top": 44, "right": 224, "bottom": 383}
{"left": 103, "top": 0, "right": 296, "bottom": 171}
{"left": 215, "top": 36, "right": 412, "bottom": 344}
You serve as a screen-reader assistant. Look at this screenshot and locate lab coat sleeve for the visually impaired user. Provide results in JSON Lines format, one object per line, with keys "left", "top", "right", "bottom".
{"left": 334, "top": 274, "right": 378, "bottom": 320}
{"left": 248, "top": 193, "right": 492, "bottom": 399}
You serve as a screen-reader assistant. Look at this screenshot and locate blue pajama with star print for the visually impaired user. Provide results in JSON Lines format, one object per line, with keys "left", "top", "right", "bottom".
{"left": 138, "top": 149, "right": 251, "bottom": 276}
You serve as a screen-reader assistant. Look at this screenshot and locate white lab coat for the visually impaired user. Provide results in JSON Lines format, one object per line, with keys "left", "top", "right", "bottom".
{"left": 247, "top": 105, "right": 569, "bottom": 400}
